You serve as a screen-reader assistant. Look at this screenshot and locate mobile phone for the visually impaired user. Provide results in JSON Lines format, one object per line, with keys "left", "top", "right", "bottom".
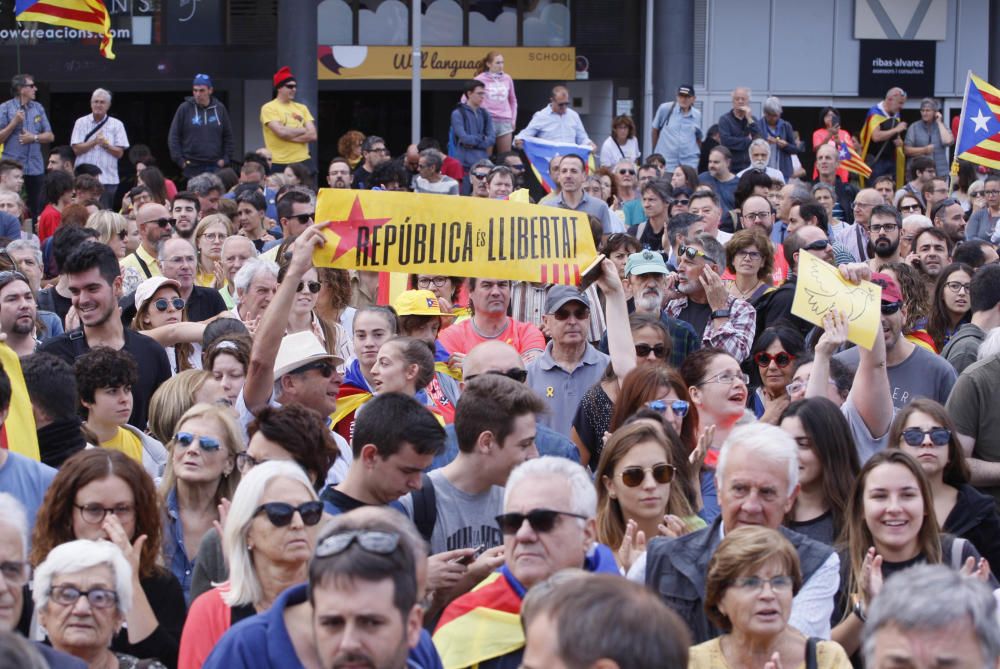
{"left": 578, "top": 253, "right": 606, "bottom": 292}
{"left": 454, "top": 544, "right": 487, "bottom": 566}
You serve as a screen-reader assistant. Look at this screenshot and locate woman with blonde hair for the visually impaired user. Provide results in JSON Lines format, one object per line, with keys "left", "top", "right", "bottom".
{"left": 86, "top": 210, "right": 129, "bottom": 258}
{"left": 158, "top": 403, "right": 244, "bottom": 604}
{"left": 474, "top": 51, "right": 517, "bottom": 154}
{"left": 193, "top": 214, "right": 233, "bottom": 288}
{"left": 147, "top": 369, "right": 227, "bottom": 444}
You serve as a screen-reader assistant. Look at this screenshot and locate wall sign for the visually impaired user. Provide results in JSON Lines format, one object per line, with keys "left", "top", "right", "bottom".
{"left": 318, "top": 46, "right": 575, "bottom": 80}
{"left": 858, "top": 39, "right": 935, "bottom": 98}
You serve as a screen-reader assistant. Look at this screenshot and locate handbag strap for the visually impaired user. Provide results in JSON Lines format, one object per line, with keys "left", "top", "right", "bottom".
{"left": 806, "top": 637, "right": 819, "bottom": 669}
{"left": 83, "top": 116, "right": 109, "bottom": 142}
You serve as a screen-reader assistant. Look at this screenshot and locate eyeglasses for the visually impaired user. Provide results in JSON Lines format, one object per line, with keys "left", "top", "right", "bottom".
{"left": 647, "top": 399, "right": 689, "bottom": 418}
{"left": 289, "top": 212, "right": 315, "bottom": 224}
{"left": 900, "top": 204, "right": 923, "bottom": 212}
{"left": 202, "top": 232, "right": 226, "bottom": 241}
{"left": 0, "top": 561, "right": 30, "bottom": 586}
{"left": 153, "top": 297, "right": 185, "bottom": 312}
{"left": 742, "top": 211, "right": 771, "bottom": 221}
{"left": 634, "top": 343, "right": 667, "bottom": 359}
{"left": 145, "top": 217, "right": 176, "bottom": 228}
{"left": 801, "top": 239, "right": 831, "bottom": 251}
{"left": 294, "top": 360, "right": 336, "bottom": 377}
{"left": 495, "top": 508, "right": 587, "bottom": 535}
{"left": 736, "top": 250, "right": 762, "bottom": 261}
{"left": 174, "top": 431, "right": 222, "bottom": 452}
{"left": 754, "top": 351, "right": 796, "bottom": 368}
{"left": 617, "top": 168, "right": 636, "bottom": 175}
{"left": 553, "top": 306, "right": 589, "bottom": 321}
{"left": 945, "top": 281, "right": 971, "bottom": 294}
{"left": 699, "top": 371, "right": 749, "bottom": 386}
{"left": 471, "top": 171, "right": 490, "bottom": 179}
{"left": 729, "top": 575, "right": 794, "bottom": 593}
{"left": 869, "top": 221, "right": 902, "bottom": 234}
{"left": 881, "top": 301, "right": 902, "bottom": 315}
{"left": 901, "top": 427, "right": 951, "bottom": 446}
{"left": 417, "top": 276, "right": 449, "bottom": 288}
{"left": 23, "top": 83, "right": 37, "bottom": 89}
{"left": 236, "top": 452, "right": 267, "bottom": 473}
{"left": 73, "top": 503, "right": 135, "bottom": 525}
{"left": 367, "top": 147, "right": 388, "bottom": 154}
{"left": 254, "top": 501, "right": 325, "bottom": 527}
{"left": 316, "top": 530, "right": 400, "bottom": 558}
{"left": 984, "top": 190, "right": 1000, "bottom": 196}
{"left": 678, "top": 245, "right": 708, "bottom": 261}
{"left": 297, "top": 280, "right": 321, "bottom": 294}
{"left": 48, "top": 585, "right": 119, "bottom": 610}
{"left": 464, "top": 368, "right": 529, "bottom": 384}
{"left": 619, "top": 463, "right": 677, "bottom": 487}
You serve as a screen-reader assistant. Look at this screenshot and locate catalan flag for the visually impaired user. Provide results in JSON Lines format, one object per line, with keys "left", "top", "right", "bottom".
{"left": 837, "top": 140, "right": 873, "bottom": 179}
{"left": 520, "top": 136, "right": 594, "bottom": 193}
{"left": 15, "top": 0, "right": 115, "bottom": 59}
{"left": 0, "top": 343, "right": 40, "bottom": 461}
{"left": 952, "top": 72, "right": 1000, "bottom": 172}
{"left": 859, "top": 103, "right": 905, "bottom": 187}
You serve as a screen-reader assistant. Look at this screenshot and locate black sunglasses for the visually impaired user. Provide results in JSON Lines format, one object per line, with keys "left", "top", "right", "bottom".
{"left": 290, "top": 212, "right": 314, "bottom": 224}
{"left": 471, "top": 171, "right": 490, "bottom": 179}
{"left": 619, "top": 463, "right": 676, "bottom": 487}
{"left": 147, "top": 217, "right": 176, "bottom": 228}
{"left": 801, "top": 239, "right": 831, "bottom": 251}
{"left": 678, "top": 245, "right": 707, "bottom": 261}
{"left": 901, "top": 427, "right": 951, "bottom": 446}
{"left": 754, "top": 351, "right": 796, "bottom": 368}
{"left": 635, "top": 343, "right": 667, "bottom": 358}
{"left": 117, "top": 230, "right": 128, "bottom": 240}
{"left": 553, "top": 306, "right": 589, "bottom": 321}
{"left": 617, "top": 168, "right": 636, "bottom": 175}
{"left": 495, "top": 508, "right": 587, "bottom": 535}
{"left": 254, "top": 501, "right": 324, "bottom": 527}
{"left": 153, "top": 297, "right": 185, "bottom": 312}
{"left": 881, "top": 301, "right": 902, "bottom": 315}
{"left": 464, "top": 368, "right": 528, "bottom": 384}
{"left": 294, "top": 360, "right": 335, "bottom": 377}
{"left": 297, "top": 280, "right": 321, "bottom": 294}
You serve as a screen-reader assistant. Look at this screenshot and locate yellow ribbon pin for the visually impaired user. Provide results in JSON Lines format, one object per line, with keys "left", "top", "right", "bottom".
{"left": 545, "top": 387, "right": 554, "bottom": 398}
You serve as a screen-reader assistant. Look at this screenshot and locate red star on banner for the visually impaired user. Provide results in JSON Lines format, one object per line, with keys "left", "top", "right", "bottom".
{"left": 322, "top": 196, "right": 392, "bottom": 263}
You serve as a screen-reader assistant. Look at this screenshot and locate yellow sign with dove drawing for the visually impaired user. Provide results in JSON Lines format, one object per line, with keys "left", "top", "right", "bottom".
{"left": 791, "top": 252, "right": 882, "bottom": 350}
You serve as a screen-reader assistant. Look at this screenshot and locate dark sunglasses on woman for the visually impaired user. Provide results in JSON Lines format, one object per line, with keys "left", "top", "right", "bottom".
{"left": 254, "top": 500, "right": 325, "bottom": 527}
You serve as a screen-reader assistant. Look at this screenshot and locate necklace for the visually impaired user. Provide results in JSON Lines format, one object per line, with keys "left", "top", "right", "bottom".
{"left": 732, "top": 279, "right": 763, "bottom": 300}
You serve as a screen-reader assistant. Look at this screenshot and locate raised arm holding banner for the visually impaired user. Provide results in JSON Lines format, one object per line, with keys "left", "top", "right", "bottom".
{"left": 312, "top": 189, "right": 599, "bottom": 286}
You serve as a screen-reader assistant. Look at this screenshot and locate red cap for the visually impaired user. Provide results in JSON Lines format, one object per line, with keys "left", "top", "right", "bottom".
{"left": 273, "top": 66, "right": 295, "bottom": 89}
{"left": 870, "top": 272, "right": 903, "bottom": 303}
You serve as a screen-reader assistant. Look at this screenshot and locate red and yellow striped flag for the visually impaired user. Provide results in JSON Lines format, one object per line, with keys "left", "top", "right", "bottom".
{"left": 15, "top": 0, "right": 115, "bottom": 59}
{"left": 0, "top": 343, "right": 40, "bottom": 461}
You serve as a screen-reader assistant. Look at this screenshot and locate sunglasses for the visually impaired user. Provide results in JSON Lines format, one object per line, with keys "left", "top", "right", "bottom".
{"left": 147, "top": 217, "right": 176, "bottom": 228}
{"left": 471, "top": 171, "right": 490, "bottom": 179}
{"left": 316, "top": 530, "right": 400, "bottom": 558}
{"left": 619, "top": 463, "right": 677, "bottom": 487}
{"left": 495, "top": 508, "right": 587, "bottom": 535}
{"left": 464, "top": 368, "right": 529, "bottom": 383}
{"left": 297, "top": 280, "right": 321, "bottom": 294}
{"left": 901, "top": 427, "right": 951, "bottom": 446}
{"left": 153, "top": 297, "right": 185, "bottom": 312}
{"left": 881, "top": 301, "right": 902, "bottom": 315}
{"left": 678, "top": 245, "right": 707, "bottom": 261}
{"left": 754, "top": 351, "right": 796, "bottom": 368}
{"left": 117, "top": 230, "right": 128, "bottom": 240}
{"left": 284, "top": 83, "right": 297, "bottom": 89}
{"left": 801, "top": 239, "right": 831, "bottom": 251}
{"left": 647, "top": 399, "right": 689, "bottom": 418}
{"left": 174, "top": 431, "right": 222, "bottom": 451}
{"left": 508, "top": 164, "right": 525, "bottom": 171}
{"left": 673, "top": 198, "right": 690, "bottom": 206}
{"left": 553, "top": 307, "right": 589, "bottom": 321}
{"left": 900, "top": 203, "right": 923, "bottom": 212}
{"left": 294, "top": 360, "right": 336, "bottom": 377}
{"left": 635, "top": 343, "right": 667, "bottom": 359}
{"left": 617, "top": 168, "right": 636, "bottom": 175}
{"left": 253, "top": 501, "right": 324, "bottom": 527}
{"left": 290, "top": 212, "right": 314, "bottom": 224}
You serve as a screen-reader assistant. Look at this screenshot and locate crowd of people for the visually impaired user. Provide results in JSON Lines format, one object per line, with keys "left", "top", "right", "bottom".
{"left": 1, "top": 60, "right": 1000, "bottom": 669}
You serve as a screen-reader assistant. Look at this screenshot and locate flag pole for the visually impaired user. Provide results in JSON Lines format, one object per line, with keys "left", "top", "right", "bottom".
{"left": 950, "top": 70, "right": 973, "bottom": 179}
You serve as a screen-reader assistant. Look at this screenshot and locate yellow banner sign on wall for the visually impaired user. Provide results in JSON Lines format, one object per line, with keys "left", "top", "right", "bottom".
{"left": 318, "top": 46, "right": 575, "bottom": 80}
{"left": 313, "top": 189, "right": 597, "bottom": 285}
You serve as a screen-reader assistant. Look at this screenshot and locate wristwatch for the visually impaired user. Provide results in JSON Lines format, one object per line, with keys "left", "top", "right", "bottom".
{"left": 852, "top": 600, "right": 867, "bottom": 622}
{"left": 710, "top": 308, "right": 731, "bottom": 320}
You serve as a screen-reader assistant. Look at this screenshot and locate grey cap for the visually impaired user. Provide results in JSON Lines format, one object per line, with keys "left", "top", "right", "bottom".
{"left": 472, "top": 158, "right": 495, "bottom": 171}
{"left": 545, "top": 285, "right": 590, "bottom": 314}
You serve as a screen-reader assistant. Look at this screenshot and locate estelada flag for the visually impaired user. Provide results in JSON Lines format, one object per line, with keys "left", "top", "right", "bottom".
{"left": 0, "top": 343, "right": 40, "bottom": 461}
{"left": 859, "top": 103, "right": 905, "bottom": 187}
{"left": 838, "top": 140, "right": 872, "bottom": 179}
{"left": 432, "top": 571, "right": 524, "bottom": 669}
{"left": 520, "top": 136, "right": 593, "bottom": 192}
{"left": 952, "top": 72, "right": 1000, "bottom": 172}
{"left": 15, "top": 0, "right": 115, "bottom": 59}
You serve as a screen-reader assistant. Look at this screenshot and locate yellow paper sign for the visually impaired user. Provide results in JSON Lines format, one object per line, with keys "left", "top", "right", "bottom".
{"left": 312, "top": 189, "right": 598, "bottom": 286}
{"left": 790, "top": 252, "right": 883, "bottom": 350}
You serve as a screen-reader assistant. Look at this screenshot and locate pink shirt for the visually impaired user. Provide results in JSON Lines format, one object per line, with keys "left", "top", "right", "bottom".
{"left": 475, "top": 71, "right": 517, "bottom": 123}
{"left": 437, "top": 317, "right": 544, "bottom": 358}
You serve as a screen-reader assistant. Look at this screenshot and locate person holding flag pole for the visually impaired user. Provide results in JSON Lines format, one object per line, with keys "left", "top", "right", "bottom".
{"left": 860, "top": 87, "right": 908, "bottom": 187}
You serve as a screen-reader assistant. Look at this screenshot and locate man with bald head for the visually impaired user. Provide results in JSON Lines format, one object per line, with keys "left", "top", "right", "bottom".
{"left": 718, "top": 87, "right": 761, "bottom": 173}
{"left": 839, "top": 188, "right": 884, "bottom": 262}
{"left": 429, "top": 341, "right": 579, "bottom": 469}
{"left": 120, "top": 202, "right": 172, "bottom": 280}
{"left": 866, "top": 87, "right": 908, "bottom": 181}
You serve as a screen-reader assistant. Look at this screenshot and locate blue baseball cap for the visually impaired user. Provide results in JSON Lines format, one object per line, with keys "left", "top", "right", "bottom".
{"left": 192, "top": 73, "right": 213, "bottom": 87}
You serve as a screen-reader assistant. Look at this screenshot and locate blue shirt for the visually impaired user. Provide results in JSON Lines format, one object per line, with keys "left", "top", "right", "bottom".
{"left": 515, "top": 106, "right": 590, "bottom": 145}
{"left": 164, "top": 488, "right": 195, "bottom": 604}
{"left": 652, "top": 102, "right": 702, "bottom": 170}
{"left": 0, "top": 451, "right": 56, "bottom": 542}
{"left": 526, "top": 341, "right": 610, "bottom": 435}
{"left": 0, "top": 98, "right": 51, "bottom": 175}
{"left": 203, "top": 583, "right": 443, "bottom": 669}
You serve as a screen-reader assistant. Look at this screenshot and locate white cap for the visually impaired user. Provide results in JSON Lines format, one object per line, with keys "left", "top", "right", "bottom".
{"left": 272, "top": 331, "right": 344, "bottom": 379}
{"left": 134, "top": 276, "right": 181, "bottom": 312}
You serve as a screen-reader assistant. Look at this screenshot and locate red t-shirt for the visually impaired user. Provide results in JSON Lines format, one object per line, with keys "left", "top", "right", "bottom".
{"left": 37, "top": 204, "right": 61, "bottom": 243}
{"left": 437, "top": 317, "right": 545, "bottom": 357}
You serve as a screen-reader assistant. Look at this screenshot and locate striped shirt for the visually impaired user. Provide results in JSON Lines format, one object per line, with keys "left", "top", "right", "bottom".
{"left": 70, "top": 114, "right": 129, "bottom": 184}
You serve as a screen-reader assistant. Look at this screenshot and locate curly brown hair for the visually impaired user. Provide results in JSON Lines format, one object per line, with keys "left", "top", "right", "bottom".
{"left": 725, "top": 228, "right": 775, "bottom": 282}
{"left": 30, "top": 449, "right": 163, "bottom": 578}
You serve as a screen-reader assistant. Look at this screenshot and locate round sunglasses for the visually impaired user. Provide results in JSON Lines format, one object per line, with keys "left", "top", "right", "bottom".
{"left": 153, "top": 297, "right": 185, "bottom": 312}
{"left": 754, "top": 351, "right": 795, "bottom": 368}
{"left": 297, "top": 280, "right": 321, "bottom": 294}
{"left": 647, "top": 399, "right": 689, "bottom": 418}
{"left": 619, "top": 463, "right": 676, "bottom": 487}
{"left": 254, "top": 501, "right": 324, "bottom": 527}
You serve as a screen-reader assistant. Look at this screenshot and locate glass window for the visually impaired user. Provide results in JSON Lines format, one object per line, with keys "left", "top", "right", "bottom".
{"left": 359, "top": 0, "right": 409, "bottom": 45}
{"left": 469, "top": 0, "right": 517, "bottom": 46}
{"left": 422, "top": 0, "right": 463, "bottom": 46}
{"left": 523, "top": 0, "right": 570, "bottom": 46}
{"left": 318, "top": 0, "right": 354, "bottom": 45}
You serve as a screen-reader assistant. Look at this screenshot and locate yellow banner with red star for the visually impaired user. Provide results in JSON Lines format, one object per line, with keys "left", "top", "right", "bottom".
{"left": 312, "top": 189, "right": 598, "bottom": 285}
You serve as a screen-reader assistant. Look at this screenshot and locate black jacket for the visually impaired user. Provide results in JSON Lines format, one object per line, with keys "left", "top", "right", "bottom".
{"left": 945, "top": 483, "right": 1000, "bottom": 572}
{"left": 167, "top": 96, "right": 234, "bottom": 167}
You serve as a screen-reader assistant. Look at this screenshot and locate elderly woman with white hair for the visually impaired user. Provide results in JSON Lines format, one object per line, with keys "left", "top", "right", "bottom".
{"left": 232, "top": 256, "right": 278, "bottom": 326}
{"left": 759, "top": 96, "right": 799, "bottom": 182}
{"left": 33, "top": 539, "right": 167, "bottom": 669}
{"left": 177, "top": 460, "right": 325, "bottom": 668}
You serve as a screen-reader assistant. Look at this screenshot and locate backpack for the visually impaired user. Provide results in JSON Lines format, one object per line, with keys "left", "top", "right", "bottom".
{"left": 411, "top": 474, "right": 438, "bottom": 544}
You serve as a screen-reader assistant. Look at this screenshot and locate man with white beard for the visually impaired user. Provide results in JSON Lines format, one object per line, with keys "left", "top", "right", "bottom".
{"left": 622, "top": 249, "right": 700, "bottom": 367}
{"left": 736, "top": 138, "right": 785, "bottom": 184}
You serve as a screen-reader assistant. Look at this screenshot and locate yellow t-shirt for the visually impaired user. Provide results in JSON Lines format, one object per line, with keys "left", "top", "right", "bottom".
{"left": 100, "top": 427, "right": 144, "bottom": 464}
{"left": 196, "top": 270, "right": 216, "bottom": 288}
{"left": 120, "top": 246, "right": 161, "bottom": 280}
{"left": 260, "top": 99, "right": 314, "bottom": 164}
